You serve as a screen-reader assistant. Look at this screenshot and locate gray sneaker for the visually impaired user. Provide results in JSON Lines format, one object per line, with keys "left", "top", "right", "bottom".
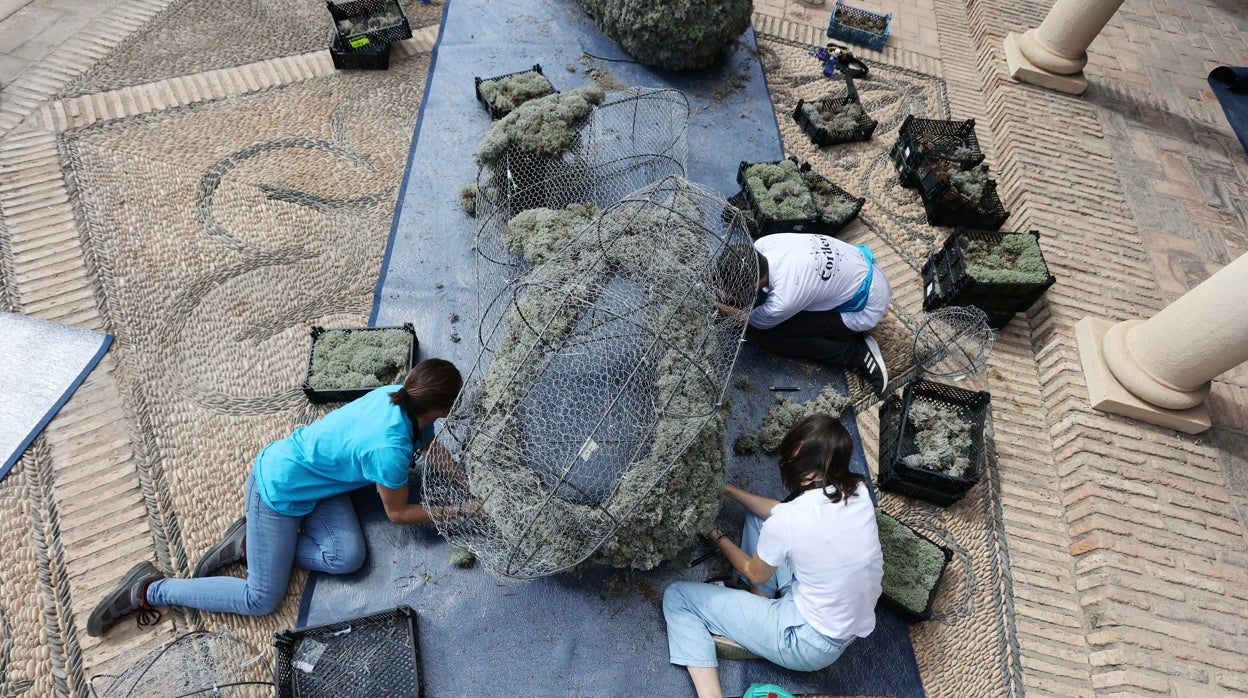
{"left": 713, "top": 634, "right": 762, "bottom": 661}
{"left": 861, "top": 335, "right": 889, "bottom": 396}
{"left": 87, "top": 561, "right": 163, "bottom": 637}
{"left": 193, "top": 517, "right": 247, "bottom": 578}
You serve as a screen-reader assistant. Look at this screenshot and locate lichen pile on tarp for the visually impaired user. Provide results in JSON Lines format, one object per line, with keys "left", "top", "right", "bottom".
{"left": 961, "top": 232, "right": 1049, "bottom": 284}
{"left": 306, "top": 328, "right": 411, "bottom": 389}
{"left": 901, "top": 401, "right": 974, "bottom": 477}
{"left": 877, "top": 510, "right": 947, "bottom": 616}
{"left": 577, "top": 0, "right": 752, "bottom": 71}
{"left": 733, "top": 385, "right": 853, "bottom": 454}
{"left": 425, "top": 178, "right": 756, "bottom": 579}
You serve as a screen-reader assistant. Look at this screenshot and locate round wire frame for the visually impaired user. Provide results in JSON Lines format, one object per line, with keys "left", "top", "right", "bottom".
{"left": 912, "top": 306, "right": 995, "bottom": 380}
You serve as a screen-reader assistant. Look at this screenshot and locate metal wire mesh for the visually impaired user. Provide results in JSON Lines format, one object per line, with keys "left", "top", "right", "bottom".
{"left": 912, "top": 306, "right": 994, "bottom": 380}
{"left": 88, "top": 630, "right": 270, "bottom": 698}
{"left": 425, "top": 175, "right": 757, "bottom": 580}
{"left": 272, "top": 606, "right": 420, "bottom": 698}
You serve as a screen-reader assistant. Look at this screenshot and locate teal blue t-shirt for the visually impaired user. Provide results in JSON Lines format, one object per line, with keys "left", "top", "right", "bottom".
{"left": 254, "top": 385, "right": 433, "bottom": 516}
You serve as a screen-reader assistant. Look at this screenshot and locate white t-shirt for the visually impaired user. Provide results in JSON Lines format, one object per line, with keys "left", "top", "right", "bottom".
{"left": 749, "top": 233, "right": 892, "bottom": 332}
{"left": 756, "top": 482, "right": 884, "bottom": 640}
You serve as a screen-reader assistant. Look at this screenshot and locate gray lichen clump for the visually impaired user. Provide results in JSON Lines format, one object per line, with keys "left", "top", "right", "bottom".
{"left": 449, "top": 545, "right": 477, "bottom": 569}
{"left": 307, "top": 329, "right": 411, "bottom": 390}
{"left": 744, "top": 160, "right": 817, "bottom": 219}
{"left": 734, "top": 385, "right": 853, "bottom": 454}
{"left": 801, "top": 169, "right": 859, "bottom": 226}
{"left": 477, "top": 70, "right": 556, "bottom": 112}
{"left": 877, "top": 510, "right": 947, "bottom": 615}
{"left": 504, "top": 203, "right": 599, "bottom": 265}
{"left": 803, "top": 100, "right": 865, "bottom": 134}
{"left": 945, "top": 166, "right": 989, "bottom": 208}
{"left": 462, "top": 187, "right": 729, "bottom": 572}
{"left": 474, "top": 84, "right": 606, "bottom": 167}
{"left": 577, "top": 0, "right": 752, "bottom": 71}
{"left": 961, "top": 232, "right": 1049, "bottom": 285}
{"left": 459, "top": 183, "right": 478, "bottom": 216}
{"left": 901, "top": 401, "right": 974, "bottom": 478}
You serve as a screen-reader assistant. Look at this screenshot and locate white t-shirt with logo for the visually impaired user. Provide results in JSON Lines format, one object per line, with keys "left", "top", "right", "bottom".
{"left": 749, "top": 233, "right": 891, "bottom": 332}
{"left": 756, "top": 482, "right": 884, "bottom": 640}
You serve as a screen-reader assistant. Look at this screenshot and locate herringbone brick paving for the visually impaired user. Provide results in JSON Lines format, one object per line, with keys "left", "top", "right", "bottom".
{"left": 3, "top": 0, "right": 1248, "bottom": 696}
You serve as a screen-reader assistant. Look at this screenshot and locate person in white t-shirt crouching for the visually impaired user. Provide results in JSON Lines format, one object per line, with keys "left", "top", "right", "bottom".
{"left": 662, "top": 414, "right": 884, "bottom": 698}
{"left": 718, "top": 232, "right": 892, "bottom": 396}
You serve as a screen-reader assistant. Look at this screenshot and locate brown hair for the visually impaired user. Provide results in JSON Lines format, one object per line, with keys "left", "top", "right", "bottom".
{"left": 390, "top": 358, "right": 463, "bottom": 417}
{"left": 777, "top": 414, "right": 863, "bottom": 504}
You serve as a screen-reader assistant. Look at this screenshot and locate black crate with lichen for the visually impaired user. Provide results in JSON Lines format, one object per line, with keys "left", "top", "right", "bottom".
{"left": 326, "top": 0, "right": 412, "bottom": 50}
{"left": 328, "top": 29, "right": 391, "bottom": 70}
{"left": 916, "top": 164, "right": 1010, "bottom": 230}
{"left": 876, "top": 510, "right": 953, "bottom": 624}
{"left": 301, "top": 324, "right": 419, "bottom": 404}
{"left": 793, "top": 95, "right": 878, "bottom": 146}
{"left": 890, "top": 116, "right": 983, "bottom": 188}
{"left": 474, "top": 64, "right": 558, "bottom": 120}
{"left": 734, "top": 159, "right": 823, "bottom": 238}
{"left": 877, "top": 379, "right": 990, "bottom": 506}
{"left": 798, "top": 162, "right": 864, "bottom": 237}
{"left": 921, "top": 228, "right": 1056, "bottom": 327}
{"left": 825, "top": 0, "right": 891, "bottom": 52}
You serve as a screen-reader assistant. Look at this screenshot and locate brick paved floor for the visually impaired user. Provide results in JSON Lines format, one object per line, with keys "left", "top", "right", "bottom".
{"left": 3, "top": 0, "right": 1248, "bottom": 696}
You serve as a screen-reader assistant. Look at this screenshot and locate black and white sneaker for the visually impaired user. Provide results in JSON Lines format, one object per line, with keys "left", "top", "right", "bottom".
{"left": 861, "top": 335, "right": 889, "bottom": 397}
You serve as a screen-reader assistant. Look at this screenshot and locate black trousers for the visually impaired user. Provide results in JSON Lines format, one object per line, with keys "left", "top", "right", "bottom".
{"left": 746, "top": 310, "right": 864, "bottom": 368}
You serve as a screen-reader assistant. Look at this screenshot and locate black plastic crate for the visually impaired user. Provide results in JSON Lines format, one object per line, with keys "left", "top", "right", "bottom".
{"left": 736, "top": 159, "right": 823, "bottom": 238}
{"left": 301, "top": 324, "right": 418, "bottom": 404}
{"left": 474, "top": 64, "right": 558, "bottom": 120}
{"left": 877, "top": 379, "right": 990, "bottom": 505}
{"left": 329, "top": 34, "right": 390, "bottom": 70}
{"left": 326, "top": 0, "right": 412, "bottom": 50}
{"left": 274, "top": 605, "right": 423, "bottom": 698}
{"left": 916, "top": 165, "right": 1010, "bottom": 230}
{"left": 876, "top": 511, "right": 953, "bottom": 624}
{"left": 826, "top": 0, "right": 891, "bottom": 52}
{"left": 799, "top": 162, "right": 864, "bottom": 236}
{"left": 891, "top": 116, "right": 983, "bottom": 188}
{"left": 793, "top": 95, "right": 878, "bottom": 146}
{"left": 921, "top": 228, "right": 1056, "bottom": 317}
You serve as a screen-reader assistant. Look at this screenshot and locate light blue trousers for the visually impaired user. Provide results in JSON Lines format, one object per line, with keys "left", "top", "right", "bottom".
{"left": 146, "top": 472, "right": 367, "bottom": 615}
{"left": 663, "top": 513, "right": 854, "bottom": 669}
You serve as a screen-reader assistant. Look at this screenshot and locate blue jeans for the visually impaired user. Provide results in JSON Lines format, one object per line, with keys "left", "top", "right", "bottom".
{"left": 146, "top": 472, "right": 367, "bottom": 615}
{"left": 663, "top": 513, "right": 854, "bottom": 670}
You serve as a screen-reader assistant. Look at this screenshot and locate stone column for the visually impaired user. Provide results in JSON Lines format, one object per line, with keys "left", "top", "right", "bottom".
{"left": 1076, "top": 252, "right": 1248, "bottom": 434}
{"left": 1003, "top": 0, "right": 1125, "bottom": 95}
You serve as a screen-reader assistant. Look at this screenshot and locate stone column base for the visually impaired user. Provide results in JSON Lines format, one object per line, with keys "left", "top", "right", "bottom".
{"left": 1004, "top": 32, "right": 1089, "bottom": 96}
{"left": 1075, "top": 317, "right": 1211, "bottom": 434}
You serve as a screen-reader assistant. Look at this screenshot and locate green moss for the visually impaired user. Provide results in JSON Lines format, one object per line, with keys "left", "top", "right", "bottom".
{"left": 307, "top": 328, "right": 411, "bottom": 390}
{"left": 478, "top": 70, "right": 555, "bottom": 112}
{"left": 474, "top": 85, "right": 607, "bottom": 168}
{"left": 459, "top": 183, "right": 478, "bottom": 216}
{"left": 961, "top": 232, "right": 1049, "bottom": 285}
{"left": 744, "top": 160, "right": 816, "bottom": 219}
{"left": 504, "top": 203, "right": 599, "bottom": 265}
{"left": 577, "top": 0, "right": 752, "bottom": 71}
{"left": 733, "top": 385, "right": 852, "bottom": 454}
{"left": 877, "top": 510, "right": 947, "bottom": 615}
{"left": 899, "top": 401, "right": 974, "bottom": 478}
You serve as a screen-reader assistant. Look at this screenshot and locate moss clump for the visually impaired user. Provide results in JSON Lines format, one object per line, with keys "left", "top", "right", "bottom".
{"left": 504, "top": 203, "right": 600, "bottom": 266}
{"left": 900, "top": 401, "right": 974, "bottom": 478}
{"left": 733, "top": 385, "right": 853, "bottom": 454}
{"left": 577, "top": 0, "right": 752, "bottom": 71}
{"left": 744, "top": 160, "right": 816, "bottom": 220}
{"left": 474, "top": 84, "right": 607, "bottom": 167}
{"left": 307, "top": 328, "right": 411, "bottom": 390}
{"left": 877, "top": 510, "right": 947, "bottom": 615}
{"left": 801, "top": 169, "right": 860, "bottom": 226}
{"left": 449, "top": 545, "right": 477, "bottom": 568}
{"left": 960, "top": 233, "right": 1049, "bottom": 285}
{"left": 802, "top": 100, "right": 865, "bottom": 135}
{"left": 459, "top": 183, "right": 478, "bottom": 216}
{"left": 477, "top": 70, "right": 556, "bottom": 112}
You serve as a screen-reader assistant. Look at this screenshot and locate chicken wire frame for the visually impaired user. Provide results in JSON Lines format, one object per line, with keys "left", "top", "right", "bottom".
{"left": 912, "top": 305, "right": 995, "bottom": 380}
{"left": 87, "top": 630, "right": 269, "bottom": 698}
{"left": 472, "top": 87, "right": 691, "bottom": 305}
{"left": 425, "top": 176, "right": 758, "bottom": 580}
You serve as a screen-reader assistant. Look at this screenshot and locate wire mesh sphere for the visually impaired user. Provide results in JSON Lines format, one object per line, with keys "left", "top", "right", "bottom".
{"left": 425, "top": 176, "right": 757, "bottom": 580}
{"left": 88, "top": 630, "right": 269, "bottom": 698}
{"left": 912, "top": 305, "right": 995, "bottom": 380}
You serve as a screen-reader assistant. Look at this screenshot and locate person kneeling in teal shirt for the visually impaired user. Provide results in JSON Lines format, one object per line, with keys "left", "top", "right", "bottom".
{"left": 88, "top": 358, "right": 464, "bottom": 636}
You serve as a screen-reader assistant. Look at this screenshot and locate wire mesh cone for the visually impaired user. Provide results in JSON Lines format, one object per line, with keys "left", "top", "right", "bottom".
{"left": 912, "top": 305, "right": 994, "bottom": 380}
{"left": 425, "top": 176, "right": 757, "bottom": 580}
